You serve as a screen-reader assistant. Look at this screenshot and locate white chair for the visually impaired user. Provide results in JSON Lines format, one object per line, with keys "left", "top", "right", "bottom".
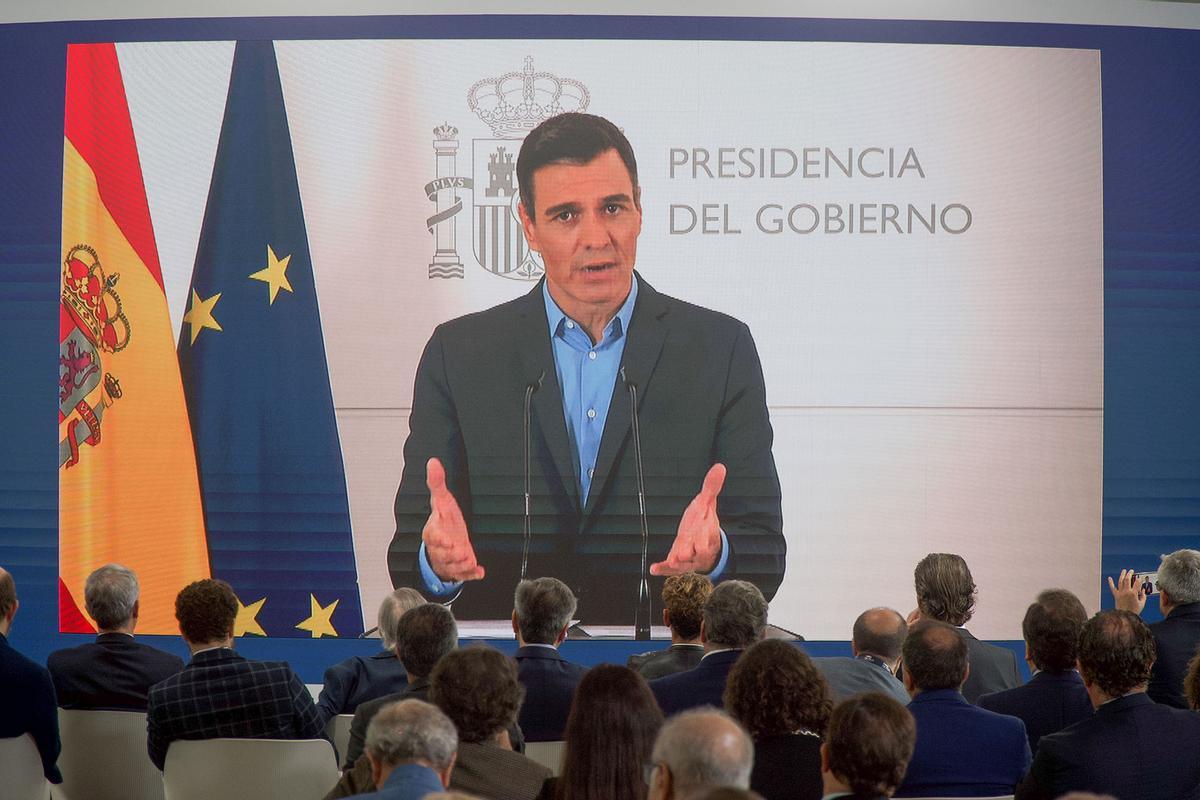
{"left": 325, "top": 714, "right": 354, "bottom": 766}
{"left": 524, "top": 740, "right": 565, "bottom": 775}
{"left": 0, "top": 734, "right": 52, "bottom": 800}
{"left": 162, "top": 738, "right": 339, "bottom": 800}
{"left": 58, "top": 709, "right": 164, "bottom": 800}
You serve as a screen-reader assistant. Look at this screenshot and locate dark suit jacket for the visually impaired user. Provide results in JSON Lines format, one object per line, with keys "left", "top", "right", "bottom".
{"left": 957, "top": 627, "right": 1022, "bottom": 703}
{"left": 0, "top": 631, "right": 62, "bottom": 783}
{"left": 628, "top": 642, "right": 705, "bottom": 680}
{"left": 751, "top": 733, "right": 823, "bottom": 800}
{"left": 649, "top": 649, "right": 742, "bottom": 716}
{"left": 388, "top": 275, "right": 785, "bottom": 623}
{"left": 1016, "top": 692, "right": 1200, "bottom": 800}
{"left": 1148, "top": 601, "right": 1200, "bottom": 709}
{"left": 978, "top": 670, "right": 1093, "bottom": 753}
{"left": 343, "top": 677, "right": 429, "bottom": 769}
{"left": 316, "top": 649, "right": 408, "bottom": 724}
{"left": 326, "top": 741, "right": 550, "bottom": 800}
{"left": 515, "top": 645, "right": 587, "bottom": 742}
{"left": 47, "top": 632, "right": 183, "bottom": 710}
{"left": 145, "top": 647, "right": 324, "bottom": 770}
{"left": 813, "top": 655, "right": 910, "bottom": 705}
{"left": 895, "top": 689, "right": 1031, "bottom": 798}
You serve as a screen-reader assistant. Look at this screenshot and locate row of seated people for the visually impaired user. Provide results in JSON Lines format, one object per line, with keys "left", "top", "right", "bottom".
{"left": 1, "top": 549, "right": 1199, "bottom": 799}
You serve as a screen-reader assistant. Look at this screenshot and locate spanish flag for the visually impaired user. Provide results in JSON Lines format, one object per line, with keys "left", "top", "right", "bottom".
{"left": 59, "top": 43, "right": 209, "bottom": 634}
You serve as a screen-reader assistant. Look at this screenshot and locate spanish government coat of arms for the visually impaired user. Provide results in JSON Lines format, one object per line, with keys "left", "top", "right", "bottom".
{"left": 423, "top": 57, "right": 590, "bottom": 281}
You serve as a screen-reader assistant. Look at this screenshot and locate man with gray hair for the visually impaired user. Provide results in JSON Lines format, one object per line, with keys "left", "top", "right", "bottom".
{"left": 340, "top": 698, "right": 458, "bottom": 800}
{"left": 511, "top": 577, "right": 587, "bottom": 741}
{"left": 647, "top": 708, "right": 754, "bottom": 800}
{"left": 1109, "top": 548, "right": 1200, "bottom": 708}
{"left": 47, "top": 563, "right": 183, "bottom": 710}
{"left": 650, "top": 580, "right": 767, "bottom": 716}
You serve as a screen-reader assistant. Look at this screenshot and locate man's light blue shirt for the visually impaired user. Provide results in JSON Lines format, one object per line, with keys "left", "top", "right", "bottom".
{"left": 418, "top": 276, "right": 726, "bottom": 596}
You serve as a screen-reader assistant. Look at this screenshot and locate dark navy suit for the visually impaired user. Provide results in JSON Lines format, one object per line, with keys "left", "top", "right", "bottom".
{"left": 514, "top": 645, "right": 587, "bottom": 742}
{"left": 47, "top": 632, "right": 183, "bottom": 710}
{"left": 978, "top": 670, "right": 1093, "bottom": 753}
{"left": 316, "top": 649, "right": 408, "bottom": 724}
{"left": 0, "top": 631, "right": 61, "bottom": 783}
{"left": 1016, "top": 692, "right": 1200, "bottom": 800}
{"left": 1148, "top": 601, "right": 1200, "bottom": 709}
{"left": 895, "top": 689, "right": 1031, "bottom": 798}
{"left": 649, "top": 649, "right": 742, "bottom": 717}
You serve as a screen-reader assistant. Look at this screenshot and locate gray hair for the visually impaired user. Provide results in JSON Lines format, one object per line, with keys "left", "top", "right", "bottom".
{"left": 1157, "top": 549, "right": 1200, "bottom": 605}
{"left": 514, "top": 577, "right": 577, "bottom": 644}
{"left": 652, "top": 708, "right": 754, "bottom": 796}
{"left": 703, "top": 581, "right": 768, "bottom": 649}
{"left": 84, "top": 564, "right": 139, "bottom": 630}
{"left": 379, "top": 587, "right": 426, "bottom": 650}
{"left": 365, "top": 698, "right": 458, "bottom": 771}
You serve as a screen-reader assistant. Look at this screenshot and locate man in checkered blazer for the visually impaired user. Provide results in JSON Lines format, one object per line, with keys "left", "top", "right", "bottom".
{"left": 146, "top": 579, "right": 325, "bottom": 770}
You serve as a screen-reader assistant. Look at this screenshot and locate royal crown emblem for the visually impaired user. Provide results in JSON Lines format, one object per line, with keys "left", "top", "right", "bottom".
{"left": 467, "top": 56, "right": 590, "bottom": 139}
{"left": 62, "top": 244, "right": 131, "bottom": 353}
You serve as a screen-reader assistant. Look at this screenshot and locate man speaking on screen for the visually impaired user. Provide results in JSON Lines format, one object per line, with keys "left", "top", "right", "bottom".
{"left": 388, "top": 112, "right": 785, "bottom": 625}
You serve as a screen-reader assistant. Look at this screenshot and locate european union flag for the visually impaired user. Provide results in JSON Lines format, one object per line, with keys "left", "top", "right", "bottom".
{"left": 178, "top": 41, "right": 363, "bottom": 638}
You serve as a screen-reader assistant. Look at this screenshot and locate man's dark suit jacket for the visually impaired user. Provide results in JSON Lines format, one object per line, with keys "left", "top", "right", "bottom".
{"left": 145, "top": 647, "right": 324, "bottom": 770}
{"left": 342, "top": 676, "right": 429, "bottom": 769}
{"left": 978, "top": 670, "right": 1093, "bottom": 752}
{"left": 1148, "top": 601, "right": 1200, "bottom": 708}
{"left": 649, "top": 649, "right": 742, "bottom": 716}
{"left": 316, "top": 649, "right": 408, "bottom": 724}
{"left": 957, "top": 628, "right": 1022, "bottom": 703}
{"left": 47, "top": 632, "right": 183, "bottom": 710}
{"left": 895, "top": 689, "right": 1031, "bottom": 798}
{"left": 628, "top": 642, "right": 704, "bottom": 680}
{"left": 1015, "top": 692, "right": 1200, "bottom": 800}
{"left": 750, "top": 733, "right": 823, "bottom": 800}
{"left": 515, "top": 645, "right": 587, "bottom": 742}
{"left": 388, "top": 275, "right": 785, "bottom": 623}
{"left": 0, "top": 631, "right": 62, "bottom": 783}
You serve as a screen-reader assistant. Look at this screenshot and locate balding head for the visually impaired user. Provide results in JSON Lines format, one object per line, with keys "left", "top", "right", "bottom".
{"left": 650, "top": 709, "right": 754, "bottom": 800}
{"left": 851, "top": 607, "right": 907, "bottom": 666}
{"left": 0, "top": 567, "right": 16, "bottom": 632}
{"left": 901, "top": 620, "right": 969, "bottom": 694}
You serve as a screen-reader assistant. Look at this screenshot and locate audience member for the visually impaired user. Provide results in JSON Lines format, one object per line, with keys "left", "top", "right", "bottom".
{"left": 628, "top": 573, "right": 712, "bottom": 680}
{"left": 1016, "top": 610, "right": 1200, "bottom": 800}
{"left": 647, "top": 709, "right": 754, "bottom": 800}
{"left": 693, "top": 790, "right": 763, "bottom": 800}
{"left": 821, "top": 693, "right": 916, "bottom": 800}
{"left": 317, "top": 587, "right": 425, "bottom": 723}
{"left": 345, "top": 602, "right": 458, "bottom": 768}
{"left": 1108, "top": 549, "right": 1200, "bottom": 708}
{"left": 650, "top": 580, "right": 767, "bottom": 716}
{"left": 341, "top": 698, "right": 457, "bottom": 800}
{"left": 538, "top": 664, "right": 663, "bottom": 800}
{"left": 813, "top": 607, "right": 909, "bottom": 705}
{"left": 894, "top": 620, "right": 1030, "bottom": 798}
{"left": 978, "top": 589, "right": 1093, "bottom": 751}
{"left": 47, "top": 564, "right": 183, "bottom": 710}
{"left": 909, "top": 553, "right": 1020, "bottom": 702}
{"left": 724, "top": 639, "right": 830, "bottom": 800}
{"left": 1186, "top": 649, "right": 1200, "bottom": 710}
{"left": 146, "top": 578, "right": 323, "bottom": 770}
{"left": 0, "top": 566, "right": 61, "bottom": 784}
{"left": 512, "top": 577, "right": 588, "bottom": 741}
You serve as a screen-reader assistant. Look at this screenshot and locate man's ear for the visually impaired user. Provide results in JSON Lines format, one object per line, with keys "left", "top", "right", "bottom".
{"left": 699, "top": 619, "right": 708, "bottom": 645}
{"left": 130, "top": 599, "right": 140, "bottom": 623}
{"left": 902, "top": 668, "right": 917, "bottom": 695}
{"left": 555, "top": 622, "right": 570, "bottom": 647}
{"left": 510, "top": 610, "right": 520, "bottom": 639}
{"left": 439, "top": 752, "right": 457, "bottom": 788}
{"left": 517, "top": 201, "right": 540, "bottom": 253}
{"left": 819, "top": 741, "right": 831, "bottom": 774}
{"left": 5, "top": 598, "right": 18, "bottom": 625}
{"left": 367, "top": 752, "right": 385, "bottom": 790}
{"left": 959, "top": 662, "right": 971, "bottom": 691}
{"left": 662, "top": 608, "right": 671, "bottom": 628}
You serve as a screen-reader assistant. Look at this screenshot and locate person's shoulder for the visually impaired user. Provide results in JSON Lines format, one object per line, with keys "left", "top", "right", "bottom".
{"left": 431, "top": 288, "right": 538, "bottom": 341}
{"left": 130, "top": 639, "right": 186, "bottom": 667}
{"left": 1, "top": 642, "right": 51, "bottom": 682}
{"left": 977, "top": 682, "right": 1025, "bottom": 711}
{"left": 644, "top": 283, "right": 750, "bottom": 335}
{"left": 46, "top": 641, "right": 92, "bottom": 668}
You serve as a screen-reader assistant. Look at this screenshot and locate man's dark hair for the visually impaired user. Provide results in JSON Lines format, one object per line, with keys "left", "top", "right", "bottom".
{"left": 430, "top": 646, "right": 524, "bottom": 744}
{"left": 1022, "top": 589, "right": 1088, "bottom": 674}
{"left": 514, "top": 577, "right": 577, "bottom": 644}
{"left": 913, "top": 553, "right": 977, "bottom": 626}
{"left": 901, "top": 620, "right": 969, "bottom": 692}
{"left": 826, "top": 693, "right": 916, "bottom": 798}
{"left": 395, "top": 603, "right": 458, "bottom": 679}
{"left": 852, "top": 608, "right": 908, "bottom": 662}
{"left": 175, "top": 579, "right": 237, "bottom": 644}
{"left": 516, "top": 112, "right": 638, "bottom": 217}
{"left": 0, "top": 567, "right": 15, "bottom": 618}
{"left": 662, "top": 572, "right": 713, "bottom": 640}
{"left": 1077, "top": 610, "right": 1156, "bottom": 698}
{"left": 724, "top": 639, "right": 832, "bottom": 738}
{"left": 703, "top": 580, "right": 768, "bottom": 649}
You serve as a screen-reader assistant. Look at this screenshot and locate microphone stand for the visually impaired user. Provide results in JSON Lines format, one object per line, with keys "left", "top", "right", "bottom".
{"left": 623, "top": 368, "right": 652, "bottom": 641}
{"left": 521, "top": 371, "right": 544, "bottom": 580}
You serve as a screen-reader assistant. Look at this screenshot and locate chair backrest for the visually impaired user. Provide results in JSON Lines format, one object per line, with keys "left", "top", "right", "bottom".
{"left": 524, "top": 740, "right": 565, "bottom": 776}
{"left": 58, "top": 709, "right": 164, "bottom": 800}
{"left": 0, "top": 734, "right": 51, "bottom": 800}
{"left": 162, "top": 738, "right": 339, "bottom": 800}
{"left": 325, "top": 714, "right": 354, "bottom": 766}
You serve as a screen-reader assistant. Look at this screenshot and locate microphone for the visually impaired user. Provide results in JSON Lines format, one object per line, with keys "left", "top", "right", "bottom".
{"left": 621, "top": 367, "right": 652, "bottom": 641}
{"left": 358, "top": 625, "right": 379, "bottom": 639}
{"left": 521, "top": 370, "right": 545, "bottom": 580}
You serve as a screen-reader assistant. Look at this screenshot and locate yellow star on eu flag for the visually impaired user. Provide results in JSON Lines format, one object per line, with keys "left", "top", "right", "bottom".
{"left": 295, "top": 594, "right": 339, "bottom": 638}
{"left": 182, "top": 288, "right": 222, "bottom": 345}
{"left": 234, "top": 596, "right": 267, "bottom": 637}
{"left": 248, "top": 244, "right": 294, "bottom": 305}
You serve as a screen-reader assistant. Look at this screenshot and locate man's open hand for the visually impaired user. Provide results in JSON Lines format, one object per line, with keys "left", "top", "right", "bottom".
{"left": 423, "top": 457, "right": 485, "bottom": 582}
{"left": 651, "top": 463, "right": 726, "bottom": 576}
{"left": 1107, "top": 568, "right": 1147, "bottom": 614}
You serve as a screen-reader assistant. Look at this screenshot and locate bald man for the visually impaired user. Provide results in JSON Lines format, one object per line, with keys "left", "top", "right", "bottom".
{"left": 647, "top": 709, "right": 754, "bottom": 800}
{"left": 814, "top": 607, "right": 910, "bottom": 705}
